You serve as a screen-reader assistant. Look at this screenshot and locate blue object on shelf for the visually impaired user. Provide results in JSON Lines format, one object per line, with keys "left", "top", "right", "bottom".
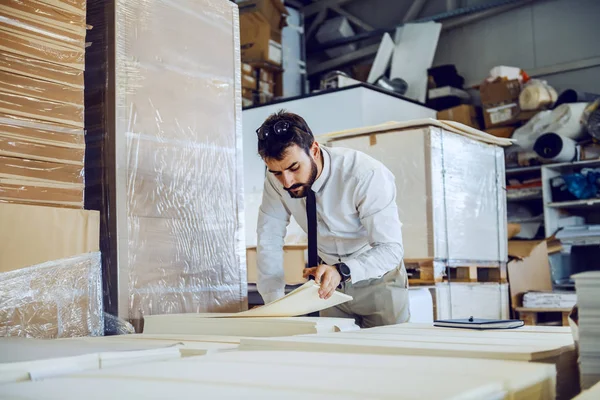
{"left": 562, "top": 170, "right": 600, "bottom": 200}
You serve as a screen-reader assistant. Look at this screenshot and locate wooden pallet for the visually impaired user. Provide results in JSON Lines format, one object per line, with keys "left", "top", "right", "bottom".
{"left": 515, "top": 307, "right": 572, "bottom": 327}
{"left": 405, "top": 259, "right": 507, "bottom": 285}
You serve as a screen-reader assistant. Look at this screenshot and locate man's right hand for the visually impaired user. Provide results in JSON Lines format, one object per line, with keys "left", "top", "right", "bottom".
{"left": 303, "top": 265, "right": 342, "bottom": 300}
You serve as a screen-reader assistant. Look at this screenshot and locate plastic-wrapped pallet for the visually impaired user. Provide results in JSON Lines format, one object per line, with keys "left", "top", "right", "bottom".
{"left": 84, "top": 0, "right": 246, "bottom": 328}
{"left": 0, "top": 252, "right": 103, "bottom": 339}
{"left": 323, "top": 120, "right": 511, "bottom": 320}
{"left": 323, "top": 119, "right": 509, "bottom": 263}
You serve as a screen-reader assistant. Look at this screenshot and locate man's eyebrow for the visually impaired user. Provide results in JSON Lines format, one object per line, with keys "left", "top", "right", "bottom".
{"left": 268, "top": 162, "right": 298, "bottom": 173}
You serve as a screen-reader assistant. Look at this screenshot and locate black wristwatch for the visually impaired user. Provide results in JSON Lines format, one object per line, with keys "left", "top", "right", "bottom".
{"left": 335, "top": 262, "right": 351, "bottom": 282}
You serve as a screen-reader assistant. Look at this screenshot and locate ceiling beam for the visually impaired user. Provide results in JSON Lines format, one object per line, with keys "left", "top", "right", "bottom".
{"left": 331, "top": 5, "right": 374, "bottom": 31}
{"left": 446, "top": 0, "right": 458, "bottom": 11}
{"left": 308, "top": 43, "right": 380, "bottom": 76}
{"left": 403, "top": 0, "right": 430, "bottom": 23}
{"left": 306, "top": 8, "right": 328, "bottom": 40}
{"left": 442, "top": 0, "right": 535, "bottom": 31}
{"left": 308, "top": 0, "right": 537, "bottom": 77}
{"left": 303, "top": 0, "right": 353, "bottom": 17}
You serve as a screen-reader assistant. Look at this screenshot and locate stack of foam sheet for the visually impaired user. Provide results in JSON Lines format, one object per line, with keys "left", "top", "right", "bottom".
{"left": 143, "top": 316, "right": 358, "bottom": 337}
{"left": 240, "top": 323, "right": 579, "bottom": 400}
{"left": 0, "top": 0, "right": 87, "bottom": 208}
{"left": 84, "top": 0, "right": 246, "bottom": 329}
{"left": 574, "top": 381, "right": 600, "bottom": 399}
{"left": 0, "top": 350, "right": 558, "bottom": 399}
{"left": 142, "top": 281, "right": 357, "bottom": 336}
{"left": 0, "top": 334, "right": 242, "bottom": 384}
{"left": 573, "top": 271, "right": 600, "bottom": 389}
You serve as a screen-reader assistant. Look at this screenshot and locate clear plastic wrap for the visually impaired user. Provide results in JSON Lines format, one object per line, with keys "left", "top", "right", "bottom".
{"left": 0, "top": 0, "right": 86, "bottom": 70}
{"left": 0, "top": 1, "right": 86, "bottom": 207}
{"left": 0, "top": 116, "right": 84, "bottom": 208}
{"left": 328, "top": 123, "right": 507, "bottom": 263}
{"left": 326, "top": 121, "right": 509, "bottom": 319}
{"left": 85, "top": 0, "right": 247, "bottom": 328}
{"left": 0, "top": 252, "right": 103, "bottom": 338}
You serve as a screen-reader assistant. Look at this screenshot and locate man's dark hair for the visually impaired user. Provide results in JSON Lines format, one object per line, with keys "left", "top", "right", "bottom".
{"left": 257, "top": 110, "right": 314, "bottom": 160}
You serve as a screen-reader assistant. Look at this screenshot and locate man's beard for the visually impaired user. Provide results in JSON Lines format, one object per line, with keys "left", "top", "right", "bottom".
{"left": 285, "top": 159, "right": 318, "bottom": 199}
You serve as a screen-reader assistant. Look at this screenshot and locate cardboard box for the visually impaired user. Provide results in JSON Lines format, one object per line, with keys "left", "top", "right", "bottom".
{"left": 246, "top": 245, "right": 308, "bottom": 285}
{"left": 240, "top": 12, "right": 282, "bottom": 65}
{"left": 242, "top": 74, "right": 257, "bottom": 90}
{"left": 0, "top": 179, "right": 84, "bottom": 208}
{"left": 483, "top": 103, "right": 520, "bottom": 128}
{"left": 238, "top": 0, "right": 288, "bottom": 32}
{"left": 0, "top": 51, "right": 84, "bottom": 89}
{"left": 0, "top": 155, "right": 84, "bottom": 185}
{"left": 242, "top": 87, "right": 254, "bottom": 100}
{"left": 480, "top": 79, "right": 521, "bottom": 106}
{"left": 0, "top": 92, "right": 84, "bottom": 128}
{"left": 480, "top": 79, "right": 522, "bottom": 128}
{"left": 0, "top": 203, "right": 99, "bottom": 273}
{"left": 507, "top": 240, "right": 552, "bottom": 311}
{"left": 436, "top": 105, "right": 480, "bottom": 129}
{"left": 0, "top": 135, "right": 85, "bottom": 165}
{"left": 0, "top": 70, "right": 83, "bottom": 106}
{"left": 259, "top": 69, "right": 274, "bottom": 83}
{"left": 485, "top": 126, "right": 516, "bottom": 139}
{"left": 259, "top": 80, "right": 274, "bottom": 95}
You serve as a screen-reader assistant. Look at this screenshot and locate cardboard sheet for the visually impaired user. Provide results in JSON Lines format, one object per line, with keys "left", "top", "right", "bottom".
{"left": 0, "top": 202, "right": 99, "bottom": 272}
{"left": 204, "top": 281, "right": 352, "bottom": 318}
{"left": 142, "top": 315, "right": 358, "bottom": 336}
{"left": 390, "top": 22, "right": 441, "bottom": 103}
{"left": 320, "top": 118, "right": 513, "bottom": 146}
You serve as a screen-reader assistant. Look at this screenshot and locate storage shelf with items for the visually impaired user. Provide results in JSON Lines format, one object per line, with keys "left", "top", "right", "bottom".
{"left": 506, "top": 164, "right": 545, "bottom": 240}
{"left": 541, "top": 159, "right": 600, "bottom": 288}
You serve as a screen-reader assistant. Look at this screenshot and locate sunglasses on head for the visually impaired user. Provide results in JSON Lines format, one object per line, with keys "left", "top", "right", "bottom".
{"left": 256, "top": 120, "right": 295, "bottom": 141}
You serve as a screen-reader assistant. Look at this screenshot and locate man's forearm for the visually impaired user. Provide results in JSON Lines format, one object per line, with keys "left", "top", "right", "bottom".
{"left": 343, "top": 242, "right": 403, "bottom": 283}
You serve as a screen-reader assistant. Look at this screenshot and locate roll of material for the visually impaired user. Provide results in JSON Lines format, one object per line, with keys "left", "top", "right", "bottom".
{"left": 519, "top": 80, "right": 558, "bottom": 111}
{"left": 545, "top": 103, "right": 589, "bottom": 140}
{"left": 555, "top": 89, "right": 600, "bottom": 108}
{"left": 583, "top": 99, "right": 600, "bottom": 140}
{"left": 512, "top": 110, "right": 553, "bottom": 151}
{"left": 533, "top": 132, "right": 577, "bottom": 162}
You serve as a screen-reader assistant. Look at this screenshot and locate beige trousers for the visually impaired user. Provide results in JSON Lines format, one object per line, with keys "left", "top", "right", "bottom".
{"left": 320, "top": 265, "right": 411, "bottom": 328}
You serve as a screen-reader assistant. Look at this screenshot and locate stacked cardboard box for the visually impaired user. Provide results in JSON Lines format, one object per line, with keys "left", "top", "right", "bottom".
{"left": 238, "top": 0, "right": 286, "bottom": 106}
{"left": 0, "top": 0, "right": 87, "bottom": 208}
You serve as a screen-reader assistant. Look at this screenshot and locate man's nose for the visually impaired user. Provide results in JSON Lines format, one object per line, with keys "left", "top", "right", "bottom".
{"left": 282, "top": 172, "right": 295, "bottom": 188}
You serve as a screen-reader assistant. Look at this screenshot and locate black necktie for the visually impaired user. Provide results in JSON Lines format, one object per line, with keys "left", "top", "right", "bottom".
{"left": 306, "top": 189, "right": 318, "bottom": 270}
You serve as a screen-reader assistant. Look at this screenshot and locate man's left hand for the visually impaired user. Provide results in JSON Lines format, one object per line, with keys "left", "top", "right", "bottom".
{"left": 303, "top": 264, "right": 341, "bottom": 300}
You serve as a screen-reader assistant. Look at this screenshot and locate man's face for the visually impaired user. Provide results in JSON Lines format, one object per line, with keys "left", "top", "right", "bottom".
{"left": 265, "top": 144, "right": 318, "bottom": 198}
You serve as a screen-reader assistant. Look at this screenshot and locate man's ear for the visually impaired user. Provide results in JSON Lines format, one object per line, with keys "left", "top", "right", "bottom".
{"left": 310, "top": 141, "right": 320, "bottom": 159}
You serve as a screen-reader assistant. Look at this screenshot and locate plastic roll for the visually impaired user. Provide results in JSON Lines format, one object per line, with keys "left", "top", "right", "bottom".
{"left": 583, "top": 99, "right": 600, "bottom": 140}
{"left": 545, "top": 102, "right": 589, "bottom": 140}
{"left": 533, "top": 132, "right": 577, "bottom": 162}
{"left": 554, "top": 89, "right": 600, "bottom": 108}
{"left": 519, "top": 80, "right": 558, "bottom": 110}
{"left": 511, "top": 110, "right": 553, "bottom": 151}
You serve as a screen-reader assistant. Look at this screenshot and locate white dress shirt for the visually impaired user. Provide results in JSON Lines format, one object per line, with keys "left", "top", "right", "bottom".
{"left": 256, "top": 145, "right": 404, "bottom": 304}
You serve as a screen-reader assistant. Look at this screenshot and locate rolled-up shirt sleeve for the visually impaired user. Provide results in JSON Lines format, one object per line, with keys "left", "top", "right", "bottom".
{"left": 256, "top": 175, "right": 291, "bottom": 303}
{"left": 343, "top": 167, "right": 404, "bottom": 283}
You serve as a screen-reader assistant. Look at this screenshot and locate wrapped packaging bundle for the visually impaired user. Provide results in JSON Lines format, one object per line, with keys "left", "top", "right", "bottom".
{"left": 0, "top": 252, "right": 103, "bottom": 339}
{"left": 85, "top": 0, "right": 247, "bottom": 328}
{"left": 0, "top": 0, "right": 87, "bottom": 208}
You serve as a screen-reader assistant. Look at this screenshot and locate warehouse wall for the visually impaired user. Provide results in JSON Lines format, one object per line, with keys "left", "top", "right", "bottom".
{"left": 431, "top": 0, "right": 600, "bottom": 93}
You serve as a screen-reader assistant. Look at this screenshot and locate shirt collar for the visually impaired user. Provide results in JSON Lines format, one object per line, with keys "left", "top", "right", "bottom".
{"left": 311, "top": 145, "right": 331, "bottom": 193}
